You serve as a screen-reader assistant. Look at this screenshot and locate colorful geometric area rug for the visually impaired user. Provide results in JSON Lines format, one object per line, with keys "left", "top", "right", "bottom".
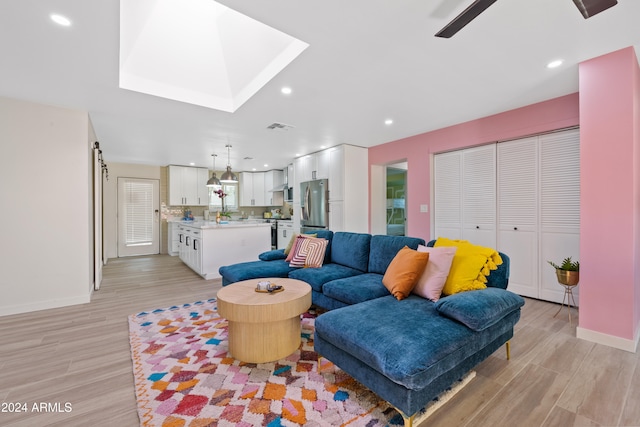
{"left": 128, "top": 299, "right": 474, "bottom": 426}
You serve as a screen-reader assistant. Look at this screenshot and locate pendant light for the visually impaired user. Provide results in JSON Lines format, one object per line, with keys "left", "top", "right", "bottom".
{"left": 220, "top": 144, "right": 238, "bottom": 183}
{"left": 206, "top": 154, "right": 221, "bottom": 188}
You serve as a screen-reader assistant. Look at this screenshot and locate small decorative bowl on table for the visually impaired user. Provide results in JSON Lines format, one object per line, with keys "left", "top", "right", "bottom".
{"left": 255, "top": 280, "right": 284, "bottom": 293}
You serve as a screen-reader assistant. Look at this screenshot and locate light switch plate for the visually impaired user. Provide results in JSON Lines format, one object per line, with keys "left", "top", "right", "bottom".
{"left": 420, "top": 204, "right": 428, "bottom": 213}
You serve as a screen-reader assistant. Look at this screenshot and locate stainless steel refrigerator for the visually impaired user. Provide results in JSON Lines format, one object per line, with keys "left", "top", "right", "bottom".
{"left": 300, "top": 179, "right": 329, "bottom": 233}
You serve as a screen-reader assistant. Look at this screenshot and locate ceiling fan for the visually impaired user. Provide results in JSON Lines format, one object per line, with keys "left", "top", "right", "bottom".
{"left": 435, "top": 0, "right": 618, "bottom": 38}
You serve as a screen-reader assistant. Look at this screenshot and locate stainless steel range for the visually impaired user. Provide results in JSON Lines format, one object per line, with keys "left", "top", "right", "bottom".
{"left": 266, "top": 219, "right": 277, "bottom": 249}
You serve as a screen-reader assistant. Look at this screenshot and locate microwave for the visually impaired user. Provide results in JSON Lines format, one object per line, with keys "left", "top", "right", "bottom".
{"left": 285, "top": 186, "right": 293, "bottom": 202}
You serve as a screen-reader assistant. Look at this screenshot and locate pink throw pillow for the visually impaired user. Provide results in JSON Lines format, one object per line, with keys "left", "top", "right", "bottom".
{"left": 285, "top": 235, "right": 314, "bottom": 262}
{"left": 413, "top": 245, "right": 457, "bottom": 302}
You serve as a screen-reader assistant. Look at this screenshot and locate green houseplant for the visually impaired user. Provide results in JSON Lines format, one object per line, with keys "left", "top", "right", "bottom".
{"left": 548, "top": 257, "right": 579, "bottom": 286}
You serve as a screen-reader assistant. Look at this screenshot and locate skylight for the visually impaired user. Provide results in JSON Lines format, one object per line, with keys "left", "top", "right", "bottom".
{"left": 119, "top": 0, "right": 309, "bottom": 112}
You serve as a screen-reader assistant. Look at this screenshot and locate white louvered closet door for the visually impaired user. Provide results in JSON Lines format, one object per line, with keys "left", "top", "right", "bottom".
{"left": 497, "top": 137, "right": 539, "bottom": 298}
{"left": 539, "top": 129, "right": 581, "bottom": 303}
{"left": 462, "top": 145, "right": 496, "bottom": 248}
{"left": 434, "top": 151, "right": 463, "bottom": 240}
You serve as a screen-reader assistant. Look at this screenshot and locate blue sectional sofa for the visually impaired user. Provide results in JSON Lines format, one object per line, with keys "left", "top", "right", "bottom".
{"left": 220, "top": 230, "right": 426, "bottom": 310}
{"left": 218, "top": 231, "right": 524, "bottom": 426}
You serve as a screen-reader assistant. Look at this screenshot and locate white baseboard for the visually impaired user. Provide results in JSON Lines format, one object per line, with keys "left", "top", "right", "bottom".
{"left": 576, "top": 325, "right": 639, "bottom": 353}
{"left": 0, "top": 295, "right": 91, "bottom": 317}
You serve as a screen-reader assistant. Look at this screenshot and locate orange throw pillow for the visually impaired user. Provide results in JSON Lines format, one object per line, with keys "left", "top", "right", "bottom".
{"left": 382, "top": 246, "right": 430, "bottom": 300}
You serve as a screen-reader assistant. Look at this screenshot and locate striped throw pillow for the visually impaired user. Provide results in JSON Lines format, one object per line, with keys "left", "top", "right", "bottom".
{"left": 289, "top": 237, "right": 328, "bottom": 268}
{"left": 285, "top": 234, "right": 314, "bottom": 262}
{"left": 303, "top": 238, "right": 329, "bottom": 268}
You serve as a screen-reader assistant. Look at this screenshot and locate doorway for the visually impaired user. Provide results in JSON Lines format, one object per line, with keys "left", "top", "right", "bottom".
{"left": 385, "top": 163, "right": 407, "bottom": 236}
{"left": 117, "top": 177, "right": 160, "bottom": 257}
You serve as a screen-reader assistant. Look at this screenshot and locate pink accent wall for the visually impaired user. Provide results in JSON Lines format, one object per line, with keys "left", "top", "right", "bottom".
{"left": 578, "top": 47, "right": 640, "bottom": 340}
{"left": 368, "top": 47, "right": 640, "bottom": 345}
{"left": 368, "top": 94, "right": 579, "bottom": 240}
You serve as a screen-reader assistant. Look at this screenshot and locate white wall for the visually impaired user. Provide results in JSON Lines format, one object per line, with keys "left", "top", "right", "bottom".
{"left": 0, "top": 96, "right": 93, "bottom": 316}
{"left": 103, "top": 162, "right": 161, "bottom": 260}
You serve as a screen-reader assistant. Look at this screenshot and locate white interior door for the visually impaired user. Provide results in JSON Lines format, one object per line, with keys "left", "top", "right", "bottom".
{"left": 539, "top": 129, "right": 581, "bottom": 304}
{"left": 117, "top": 178, "right": 160, "bottom": 257}
{"left": 434, "top": 151, "right": 463, "bottom": 240}
{"left": 497, "top": 137, "right": 539, "bottom": 298}
{"left": 462, "top": 145, "right": 496, "bottom": 247}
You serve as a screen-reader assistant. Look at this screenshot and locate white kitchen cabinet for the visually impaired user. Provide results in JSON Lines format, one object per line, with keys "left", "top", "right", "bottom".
{"left": 168, "top": 221, "right": 180, "bottom": 256}
{"left": 240, "top": 172, "right": 266, "bottom": 206}
{"left": 328, "top": 146, "right": 344, "bottom": 200}
{"left": 178, "top": 222, "right": 271, "bottom": 279}
{"left": 196, "top": 168, "right": 210, "bottom": 206}
{"left": 177, "top": 224, "right": 188, "bottom": 261}
{"left": 286, "top": 163, "right": 294, "bottom": 202}
{"left": 264, "top": 170, "right": 284, "bottom": 206}
{"left": 294, "top": 154, "right": 313, "bottom": 187}
{"left": 168, "top": 165, "right": 209, "bottom": 206}
{"left": 292, "top": 144, "right": 368, "bottom": 233}
{"left": 178, "top": 225, "right": 204, "bottom": 276}
{"left": 293, "top": 150, "right": 330, "bottom": 190}
{"left": 277, "top": 221, "right": 294, "bottom": 249}
{"left": 315, "top": 149, "right": 331, "bottom": 180}
{"left": 328, "top": 200, "right": 344, "bottom": 233}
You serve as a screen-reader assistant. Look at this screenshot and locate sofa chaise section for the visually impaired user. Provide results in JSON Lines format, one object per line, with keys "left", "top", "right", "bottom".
{"left": 314, "top": 290, "right": 524, "bottom": 426}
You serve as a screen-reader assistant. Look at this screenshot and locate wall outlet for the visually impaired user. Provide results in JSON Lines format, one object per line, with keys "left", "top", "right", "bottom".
{"left": 420, "top": 204, "right": 428, "bottom": 213}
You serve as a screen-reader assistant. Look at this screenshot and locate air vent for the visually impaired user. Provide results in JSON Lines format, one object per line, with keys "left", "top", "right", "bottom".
{"left": 266, "top": 122, "right": 295, "bottom": 131}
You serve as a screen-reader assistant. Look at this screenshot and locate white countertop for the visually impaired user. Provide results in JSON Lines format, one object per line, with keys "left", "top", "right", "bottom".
{"left": 170, "top": 219, "right": 271, "bottom": 230}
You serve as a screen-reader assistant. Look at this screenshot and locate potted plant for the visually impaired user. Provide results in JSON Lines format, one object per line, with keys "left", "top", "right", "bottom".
{"left": 213, "top": 188, "right": 231, "bottom": 219}
{"left": 548, "top": 257, "right": 579, "bottom": 286}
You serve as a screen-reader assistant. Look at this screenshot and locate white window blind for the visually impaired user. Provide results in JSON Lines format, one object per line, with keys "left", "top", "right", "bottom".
{"left": 124, "top": 180, "right": 154, "bottom": 246}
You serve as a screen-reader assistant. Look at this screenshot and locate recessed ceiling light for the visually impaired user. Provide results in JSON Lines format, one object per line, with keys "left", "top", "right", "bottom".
{"left": 295, "top": 153, "right": 301, "bottom": 157}
{"left": 252, "top": 168, "right": 257, "bottom": 171}
{"left": 264, "top": 164, "right": 269, "bottom": 167}
{"left": 547, "top": 59, "right": 563, "bottom": 69}
{"left": 281, "top": 87, "right": 292, "bottom": 95}
{"left": 51, "top": 14, "right": 71, "bottom": 26}
{"left": 320, "top": 145, "right": 326, "bottom": 149}
{"left": 189, "top": 162, "right": 195, "bottom": 166}
{"left": 385, "top": 119, "right": 394, "bottom": 125}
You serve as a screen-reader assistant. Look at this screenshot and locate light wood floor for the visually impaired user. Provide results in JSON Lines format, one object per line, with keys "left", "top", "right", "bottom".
{"left": 1, "top": 255, "right": 639, "bottom": 427}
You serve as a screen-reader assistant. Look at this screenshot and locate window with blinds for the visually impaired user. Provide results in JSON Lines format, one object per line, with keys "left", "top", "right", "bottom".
{"left": 124, "top": 180, "right": 154, "bottom": 246}
{"left": 209, "top": 183, "right": 238, "bottom": 210}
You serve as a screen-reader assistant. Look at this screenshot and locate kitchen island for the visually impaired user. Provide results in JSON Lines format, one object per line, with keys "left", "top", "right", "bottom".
{"left": 172, "top": 220, "right": 271, "bottom": 279}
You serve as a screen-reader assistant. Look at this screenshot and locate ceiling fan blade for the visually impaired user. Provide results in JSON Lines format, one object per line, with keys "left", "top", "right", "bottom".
{"left": 572, "top": 0, "right": 618, "bottom": 18}
{"left": 435, "top": 0, "right": 498, "bottom": 38}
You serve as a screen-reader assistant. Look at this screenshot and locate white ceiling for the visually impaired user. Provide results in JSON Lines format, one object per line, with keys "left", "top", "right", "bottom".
{"left": 1, "top": 0, "right": 639, "bottom": 172}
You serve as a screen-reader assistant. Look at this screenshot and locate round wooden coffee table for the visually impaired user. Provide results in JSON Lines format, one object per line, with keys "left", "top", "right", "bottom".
{"left": 216, "top": 278, "right": 312, "bottom": 363}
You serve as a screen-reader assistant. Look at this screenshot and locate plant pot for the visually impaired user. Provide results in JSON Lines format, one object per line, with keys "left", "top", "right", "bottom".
{"left": 555, "top": 269, "right": 579, "bottom": 286}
